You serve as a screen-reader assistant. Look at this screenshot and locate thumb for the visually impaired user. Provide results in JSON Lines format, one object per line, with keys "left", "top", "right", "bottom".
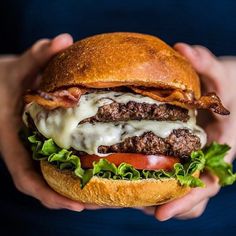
{"left": 16, "top": 33, "right": 73, "bottom": 79}
{"left": 174, "top": 43, "right": 224, "bottom": 92}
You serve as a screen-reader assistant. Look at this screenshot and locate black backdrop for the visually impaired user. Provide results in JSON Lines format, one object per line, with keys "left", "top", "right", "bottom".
{"left": 0, "top": 0, "right": 236, "bottom": 235}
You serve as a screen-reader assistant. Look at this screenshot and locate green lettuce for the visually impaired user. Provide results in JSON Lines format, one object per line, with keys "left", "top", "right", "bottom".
{"left": 28, "top": 134, "right": 236, "bottom": 188}
{"left": 202, "top": 142, "right": 235, "bottom": 186}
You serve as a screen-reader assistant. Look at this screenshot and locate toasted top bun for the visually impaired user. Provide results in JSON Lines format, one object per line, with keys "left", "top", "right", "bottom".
{"left": 40, "top": 32, "right": 201, "bottom": 99}
{"left": 40, "top": 161, "right": 199, "bottom": 207}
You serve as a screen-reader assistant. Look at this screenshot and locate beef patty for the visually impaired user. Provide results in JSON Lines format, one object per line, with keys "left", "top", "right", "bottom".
{"left": 80, "top": 101, "right": 189, "bottom": 123}
{"left": 98, "top": 129, "right": 201, "bottom": 158}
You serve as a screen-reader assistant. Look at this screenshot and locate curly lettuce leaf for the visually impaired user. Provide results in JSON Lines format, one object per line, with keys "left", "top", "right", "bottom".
{"left": 203, "top": 142, "right": 236, "bottom": 186}
{"left": 28, "top": 134, "right": 235, "bottom": 188}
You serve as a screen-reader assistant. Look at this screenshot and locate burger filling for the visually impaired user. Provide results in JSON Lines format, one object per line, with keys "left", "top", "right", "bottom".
{"left": 24, "top": 90, "right": 234, "bottom": 187}
{"left": 24, "top": 91, "right": 206, "bottom": 156}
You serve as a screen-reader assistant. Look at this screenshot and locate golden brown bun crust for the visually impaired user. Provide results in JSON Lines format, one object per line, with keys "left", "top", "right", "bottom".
{"left": 40, "top": 32, "right": 201, "bottom": 99}
{"left": 40, "top": 161, "right": 199, "bottom": 207}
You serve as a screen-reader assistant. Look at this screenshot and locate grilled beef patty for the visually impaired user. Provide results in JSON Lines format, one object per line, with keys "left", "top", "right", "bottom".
{"left": 98, "top": 129, "right": 201, "bottom": 158}
{"left": 80, "top": 101, "right": 189, "bottom": 123}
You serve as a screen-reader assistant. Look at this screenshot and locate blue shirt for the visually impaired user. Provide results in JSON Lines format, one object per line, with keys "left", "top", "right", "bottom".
{"left": 0, "top": 0, "right": 236, "bottom": 235}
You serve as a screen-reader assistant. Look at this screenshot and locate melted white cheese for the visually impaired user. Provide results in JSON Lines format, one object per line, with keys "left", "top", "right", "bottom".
{"left": 24, "top": 91, "right": 207, "bottom": 156}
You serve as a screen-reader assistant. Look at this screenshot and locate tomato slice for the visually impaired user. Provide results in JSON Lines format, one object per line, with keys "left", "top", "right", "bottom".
{"left": 80, "top": 153, "right": 180, "bottom": 171}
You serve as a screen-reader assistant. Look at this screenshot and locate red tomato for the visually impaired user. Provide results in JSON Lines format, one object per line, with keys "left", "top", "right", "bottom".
{"left": 80, "top": 153, "right": 180, "bottom": 171}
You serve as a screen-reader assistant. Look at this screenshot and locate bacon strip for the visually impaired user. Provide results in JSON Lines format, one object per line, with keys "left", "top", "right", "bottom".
{"left": 130, "top": 87, "right": 230, "bottom": 115}
{"left": 24, "top": 86, "right": 230, "bottom": 115}
{"left": 24, "top": 87, "right": 89, "bottom": 110}
{"left": 195, "top": 93, "right": 230, "bottom": 115}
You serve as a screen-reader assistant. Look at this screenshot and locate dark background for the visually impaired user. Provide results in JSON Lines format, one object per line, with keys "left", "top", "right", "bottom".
{"left": 1, "top": 0, "right": 236, "bottom": 55}
{"left": 0, "top": 0, "right": 236, "bottom": 235}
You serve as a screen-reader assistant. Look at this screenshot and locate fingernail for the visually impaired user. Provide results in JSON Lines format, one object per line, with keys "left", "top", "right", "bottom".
{"left": 68, "top": 207, "right": 84, "bottom": 212}
{"left": 66, "top": 204, "right": 84, "bottom": 212}
{"left": 52, "top": 33, "right": 73, "bottom": 44}
{"left": 75, "top": 208, "right": 84, "bottom": 212}
{"left": 155, "top": 211, "right": 173, "bottom": 221}
{"left": 73, "top": 206, "right": 84, "bottom": 212}
{"left": 158, "top": 215, "right": 172, "bottom": 221}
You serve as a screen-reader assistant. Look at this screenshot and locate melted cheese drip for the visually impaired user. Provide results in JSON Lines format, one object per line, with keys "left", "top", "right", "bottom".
{"left": 24, "top": 91, "right": 207, "bottom": 156}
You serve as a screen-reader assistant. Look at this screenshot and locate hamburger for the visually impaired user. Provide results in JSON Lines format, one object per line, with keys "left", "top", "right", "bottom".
{"left": 23, "top": 32, "right": 235, "bottom": 207}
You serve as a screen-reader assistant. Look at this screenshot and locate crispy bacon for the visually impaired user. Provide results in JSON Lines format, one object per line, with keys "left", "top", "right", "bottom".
{"left": 24, "top": 87, "right": 89, "bottom": 110}
{"left": 195, "top": 93, "right": 230, "bottom": 115}
{"left": 130, "top": 87, "right": 230, "bottom": 115}
{"left": 24, "top": 86, "right": 230, "bottom": 115}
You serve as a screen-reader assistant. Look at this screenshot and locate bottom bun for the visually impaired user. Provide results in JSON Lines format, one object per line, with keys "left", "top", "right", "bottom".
{"left": 40, "top": 160, "right": 199, "bottom": 207}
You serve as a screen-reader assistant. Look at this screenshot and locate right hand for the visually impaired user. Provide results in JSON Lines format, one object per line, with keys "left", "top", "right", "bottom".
{"left": 142, "top": 44, "right": 236, "bottom": 220}
{"left": 0, "top": 34, "right": 88, "bottom": 211}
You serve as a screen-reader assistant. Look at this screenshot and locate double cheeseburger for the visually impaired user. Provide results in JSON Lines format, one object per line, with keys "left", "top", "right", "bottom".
{"left": 23, "top": 32, "right": 235, "bottom": 207}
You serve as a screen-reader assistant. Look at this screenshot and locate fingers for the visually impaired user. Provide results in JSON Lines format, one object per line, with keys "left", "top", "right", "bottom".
{"left": 16, "top": 33, "right": 73, "bottom": 79}
{"left": 174, "top": 199, "right": 208, "bottom": 220}
{"left": 0, "top": 124, "right": 84, "bottom": 211}
{"left": 174, "top": 43, "right": 224, "bottom": 93}
{"left": 141, "top": 201, "right": 207, "bottom": 219}
{"left": 141, "top": 200, "right": 207, "bottom": 219}
{"left": 154, "top": 172, "right": 220, "bottom": 221}
{"left": 14, "top": 167, "right": 84, "bottom": 211}
{"left": 174, "top": 43, "right": 223, "bottom": 79}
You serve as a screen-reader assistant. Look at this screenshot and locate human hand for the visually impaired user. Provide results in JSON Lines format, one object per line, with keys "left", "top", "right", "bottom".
{"left": 143, "top": 43, "right": 236, "bottom": 220}
{"left": 0, "top": 34, "right": 89, "bottom": 211}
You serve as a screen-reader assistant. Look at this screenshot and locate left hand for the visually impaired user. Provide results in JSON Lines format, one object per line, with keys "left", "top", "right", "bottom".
{"left": 0, "top": 34, "right": 112, "bottom": 211}
{"left": 0, "top": 34, "right": 87, "bottom": 211}
{"left": 142, "top": 43, "right": 236, "bottom": 220}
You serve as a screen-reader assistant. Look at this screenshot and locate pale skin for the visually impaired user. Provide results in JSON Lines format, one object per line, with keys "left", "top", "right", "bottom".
{"left": 0, "top": 34, "right": 235, "bottom": 219}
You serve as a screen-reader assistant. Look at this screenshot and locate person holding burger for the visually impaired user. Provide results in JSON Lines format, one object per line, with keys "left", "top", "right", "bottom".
{"left": 22, "top": 32, "right": 234, "bottom": 209}
{"left": 0, "top": 32, "right": 236, "bottom": 223}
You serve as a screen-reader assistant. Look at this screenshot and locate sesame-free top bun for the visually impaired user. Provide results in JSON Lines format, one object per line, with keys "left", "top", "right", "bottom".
{"left": 39, "top": 32, "right": 201, "bottom": 99}
{"left": 40, "top": 161, "right": 199, "bottom": 207}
